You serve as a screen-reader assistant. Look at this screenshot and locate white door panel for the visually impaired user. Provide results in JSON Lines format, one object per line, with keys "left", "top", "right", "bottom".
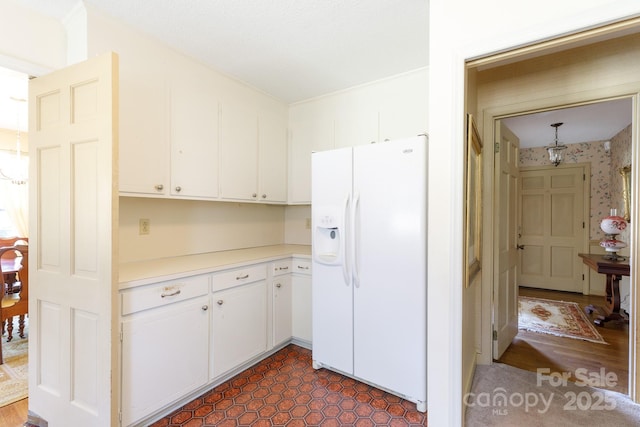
{"left": 519, "top": 166, "right": 587, "bottom": 292}
{"left": 29, "top": 52, "right": 118, "bottom": 427}
{"left": 493, "top": 121, "right": 519, "bottom": 359}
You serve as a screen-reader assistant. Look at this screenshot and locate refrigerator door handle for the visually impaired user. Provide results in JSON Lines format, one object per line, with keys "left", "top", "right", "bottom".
{"left": 342, "top": 194, "right": 351, "bottom": 286}
{"left": 351, "top": 192, "right": 361, "bottom": 288}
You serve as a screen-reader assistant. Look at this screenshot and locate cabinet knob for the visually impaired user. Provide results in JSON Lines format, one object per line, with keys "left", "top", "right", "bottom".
{"left": 154, "top": 184, "right": 164, "bottom": 191}
{"left": 261, "top": 194, "right": 267, "bottom": 199}
{"left": 252, "top": 193, "right": 257, "bottom": 198}
{"left": 217, "top": 300, "right": 224, "bottom": 305}
{"left": 202, "top": 305, "right": 209, "bottom": 311}
{"left": 175, "top": 186, "right": 182, "bottom": 192}
{"left": 276, "top": 283, "right": 281, "bottom": 288}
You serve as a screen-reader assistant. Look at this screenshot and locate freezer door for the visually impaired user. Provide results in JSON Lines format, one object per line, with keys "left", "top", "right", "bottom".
{"left": 352, "top": 136, "right": 427, "bottom": 402}
{"left": 311, "top": 147, "right": 355, "bottom": 374}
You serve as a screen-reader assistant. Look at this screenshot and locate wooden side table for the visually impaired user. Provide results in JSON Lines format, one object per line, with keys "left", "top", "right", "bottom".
{"left": 578, "top": 253, "right": 630, "bottom": 326}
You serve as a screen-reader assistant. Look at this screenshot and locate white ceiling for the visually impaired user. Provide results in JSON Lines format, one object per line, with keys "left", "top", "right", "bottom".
{"left": 0, "top": 1, "right": 633, "bottom": 146}
{"left": 502, "top": 98, "right": 632, "bottom": 148}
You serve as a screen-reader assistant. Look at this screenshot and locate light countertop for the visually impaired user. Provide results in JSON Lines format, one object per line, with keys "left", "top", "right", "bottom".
{"left": 119, "top": 244, "right": 311, "bottom": 289}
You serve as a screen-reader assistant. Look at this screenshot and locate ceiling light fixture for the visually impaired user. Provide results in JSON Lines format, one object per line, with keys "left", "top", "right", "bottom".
{"left": 0, "top": 96, "right": 28, "bottom": 185}
{"left": 545, "top": 122, "right": 567, "bottom": 167}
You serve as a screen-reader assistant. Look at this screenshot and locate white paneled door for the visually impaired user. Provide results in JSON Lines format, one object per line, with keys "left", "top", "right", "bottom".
{"left": 493, "top": 121, "right": 520, "bottom": 359}
{"left": 28, "top": 53, "right": 118, "bottom": 427}
{"left": 518, "top": 165, "right": 587, "bottom": 293}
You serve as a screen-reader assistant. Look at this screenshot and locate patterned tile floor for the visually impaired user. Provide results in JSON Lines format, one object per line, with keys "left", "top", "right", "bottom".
{"left": 151, "top": 344, "right": 427, "bottom": 426}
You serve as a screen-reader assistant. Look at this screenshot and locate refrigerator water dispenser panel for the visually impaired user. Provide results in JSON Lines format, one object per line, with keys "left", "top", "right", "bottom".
{"left": 313, "top": 212, "right": 343, "bottom": 265}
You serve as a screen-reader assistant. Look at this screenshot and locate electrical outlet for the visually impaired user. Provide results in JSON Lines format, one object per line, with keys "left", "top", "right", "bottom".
{"left": 305, "top": 218, "right": 311, "bottom": 229}
{"left": 139, "top": 218, "right": 150, "bottom": 235}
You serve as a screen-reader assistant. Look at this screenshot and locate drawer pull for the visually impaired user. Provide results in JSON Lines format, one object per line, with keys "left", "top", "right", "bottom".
{"left": 217, "top": 300, "right": 224, "bottom": 305}
{"left": 297, "top": 265, "right": 309, "bottom": 270}
{"left": 160, "top": 289, "right": 181, "bottom": 298}
{"left": 236, "top": 274, "right": 249, "bottom": 280}
{"left": 278, "top": 266, "right": 289, "bottom": 271}
{"left": 275, "top": 283, "right": 282, "bottom": 288}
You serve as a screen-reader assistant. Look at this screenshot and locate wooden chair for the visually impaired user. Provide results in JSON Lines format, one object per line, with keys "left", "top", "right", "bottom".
{"left": 0, "top": 237, "right": 28, "bottom": 294}
{"left": 0, "top": 244, "right": 28, "bottom": 364}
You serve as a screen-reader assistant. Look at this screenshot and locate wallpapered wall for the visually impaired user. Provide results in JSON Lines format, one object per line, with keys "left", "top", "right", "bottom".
{"left": 519, "top": 123, "right": 632, "bottom": 242}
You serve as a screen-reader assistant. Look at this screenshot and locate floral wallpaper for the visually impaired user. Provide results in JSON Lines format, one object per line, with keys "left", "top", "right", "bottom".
{"left": 519, "top": 124, "right": 631, "bottom": 242}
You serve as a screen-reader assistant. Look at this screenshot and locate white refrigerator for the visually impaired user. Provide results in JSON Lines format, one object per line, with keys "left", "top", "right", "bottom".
{"left": 311, "top": 135, "right": 427, "bottom": 412}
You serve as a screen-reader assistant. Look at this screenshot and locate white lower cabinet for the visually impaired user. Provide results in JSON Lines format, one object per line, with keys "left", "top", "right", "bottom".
{"left": 291, "top": 259, "right": 312, "bottom": 343}
{"left": 120, "top": 255, "right": 310, "bottom": 425}
{"left": 120, "top": 276, "right": 210, "bottom": 427}
{"left": 211, "top": 266, "right": 268, "bottom": 378}
{"left": 271, "top": 260, "right": 293, "bottom": 347}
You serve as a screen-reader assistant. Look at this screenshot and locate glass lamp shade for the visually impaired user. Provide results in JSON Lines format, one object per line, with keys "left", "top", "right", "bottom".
{"left": 601, "top": 208, "right": 627, "bottom": 235}
{"left": 546, "top": 145, "right": 567, "bottom": 166}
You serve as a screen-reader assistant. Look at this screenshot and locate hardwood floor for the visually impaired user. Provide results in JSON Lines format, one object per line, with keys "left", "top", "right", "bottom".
{"left": 0, "top": 397, "right": 27, "bottom": 427}
{"left": 498, "top": 286, "right": 629, "bottom": 394}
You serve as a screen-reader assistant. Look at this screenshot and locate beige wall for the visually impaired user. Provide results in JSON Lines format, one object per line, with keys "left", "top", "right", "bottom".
{"left": 119, "top": 197, "right": 285, "bottom": 262}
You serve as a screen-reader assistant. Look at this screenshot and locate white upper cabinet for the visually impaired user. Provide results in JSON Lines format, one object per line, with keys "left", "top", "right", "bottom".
{"left": 219, "top": 102, "right": 288, "bottom": 203}
{"left": 258, "top": 109, "right": 288, "bottom": 203}
{"left": 288, "top": 111, "right": 335, "bottom": 204}
{"left": 170, "top": 79, "right": 220, "bottom": 199}
{"left": 119, "top": 71, "right": 168, "bottom": 195}
{"left": 334, "top": 92, "right": 379, "bottom": 149}
{"left": 287, "top": 68, "right": 428, "bottom": 204}
{"left": 378, "top": 70, "right": 428, "bottom": 142}
{"left": 219, "top": 100, "right": 259, "bottom": 201}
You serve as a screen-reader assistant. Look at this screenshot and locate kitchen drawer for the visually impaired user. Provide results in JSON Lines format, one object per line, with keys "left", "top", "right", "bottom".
{"left": 212, "top": 264, "right": 267, "bottom": 292}
{"left": 272, "top": 259, "right": 292, "bottom": 276}
{"left": 121, "top": 274, "right": 210, "bottom": 316}
{"left": 292, "top": 259, "right": 311, "bottom": 275}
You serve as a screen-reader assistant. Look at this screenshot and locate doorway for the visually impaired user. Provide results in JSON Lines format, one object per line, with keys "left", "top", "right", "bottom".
{"left": 494, "top": 99, "right": 632, "bottom": 393}
{"left": 0, "top": 65, "right": 30, "bottom": 414}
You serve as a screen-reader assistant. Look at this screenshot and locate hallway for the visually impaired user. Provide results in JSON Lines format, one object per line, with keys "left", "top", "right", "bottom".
{"left": 498, "top": 286, "right": 629, "bottom": 394}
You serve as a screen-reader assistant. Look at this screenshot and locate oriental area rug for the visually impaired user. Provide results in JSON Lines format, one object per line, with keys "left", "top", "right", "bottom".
{"left": 0, "top": 327, "right": 28, "bottom": 408}
{"left": 518, "top": 296, "right": 607, "bottom": 344}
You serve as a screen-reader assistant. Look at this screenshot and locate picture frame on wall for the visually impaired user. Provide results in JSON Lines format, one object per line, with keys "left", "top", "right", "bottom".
{"left": 465, "top": 113, "right": 483, "bottom": 288}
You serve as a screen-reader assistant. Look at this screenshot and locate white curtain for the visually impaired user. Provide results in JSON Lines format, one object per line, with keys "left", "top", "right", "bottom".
{"left": 0, "top": 150, "right": 28, "bottom": 237}
{"left": 0, "top": 180, "right": 28, "bottom": 237}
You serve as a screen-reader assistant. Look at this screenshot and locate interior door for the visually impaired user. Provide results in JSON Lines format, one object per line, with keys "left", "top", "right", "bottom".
{"left": 28, "top": 52, "right": 118, "bottom": 427}
{"left": 518, "top": 165, "right": 586, "bottom": 292}
{"left": 493, "top": 121, "right": 520, "bottom": 359}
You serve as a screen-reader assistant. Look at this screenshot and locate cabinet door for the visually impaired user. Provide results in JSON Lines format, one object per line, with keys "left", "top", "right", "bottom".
{"left": 121, "top": 296, "right": 210, "bottom": 426}
{"left": 258, "top": 109, "right": 288, "bottom": 203}
{"left": 119, "top": 71, "right": 168, "bottom": 195}
{"left": 219, "top": 101, "right": 259, "bottom": 201}
{"left": 288, "top": 114, "right": 334, "bottom": 203}
{"left": 378, "top": 71, "right": 428, "bottom": 141}
{"left": 170, "top": 80, "right": 220, "bottom": 198}
{"left": 273, "top": 275, "right": 292, "bottom": 346}
{"left": 334, "top": 103, "right": 378, "bottom": 148}
{"left": 212, "top": 281, "right": 267, "bottom": 378}
{"left": 292, "top": 273, "right": 312, "bottom": 343}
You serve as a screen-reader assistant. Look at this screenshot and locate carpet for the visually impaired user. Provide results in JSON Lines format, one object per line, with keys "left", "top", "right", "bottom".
{"left": 466, "top": 363, "right": 640, "bottom": 426}
{"left": 0, "top": 330, "right": 28, "bottom": 408}
{"left": 519, "top": 296, "right": 607, "bottom": 344}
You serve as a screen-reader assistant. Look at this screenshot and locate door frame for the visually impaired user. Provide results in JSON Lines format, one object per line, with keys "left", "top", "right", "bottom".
{"left": 481, "top": 93, "right": 638, "bottom": 397}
